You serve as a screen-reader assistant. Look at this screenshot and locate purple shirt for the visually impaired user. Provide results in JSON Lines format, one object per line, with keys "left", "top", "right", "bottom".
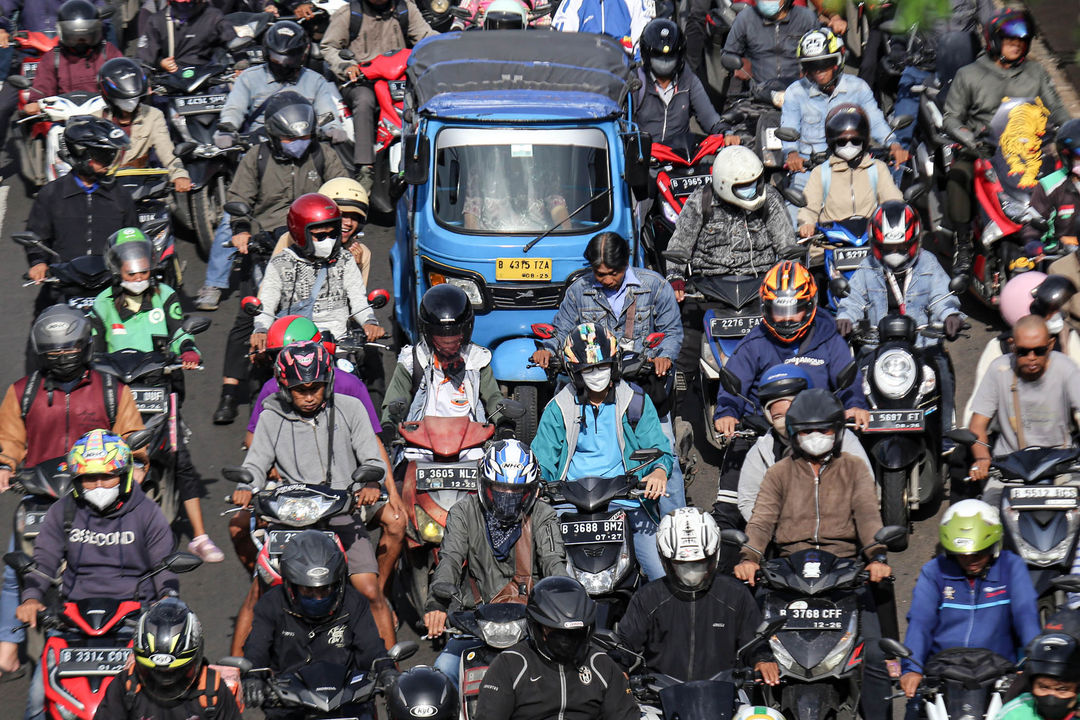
{"left": 248, "top": 371, "right": 382, "bottom": 434}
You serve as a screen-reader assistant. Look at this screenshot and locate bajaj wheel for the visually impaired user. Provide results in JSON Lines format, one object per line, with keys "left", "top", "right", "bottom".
{"left": 880, "top": 468, "right": 910, "bottom": 529}
{"left": 510, "top": 385, "right": 539, "bottom": 444}
{"left": 190, "top": 182, "right": 223, "bottom": 260}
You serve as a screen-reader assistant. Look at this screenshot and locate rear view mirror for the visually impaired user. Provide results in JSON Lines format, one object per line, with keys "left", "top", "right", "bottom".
{"left": 367, "top": 289, "right": 390, "bottom": 310}
{"left": 11, "top": 231, "right": 43, "bottom": 249}
{"left": 222, "top": 465, "right": 256, "bottom": 485}
{"left": 224, "top": 201, "right": 252, "bottom": 218}
{"left": 403, "top": 133, "right": 430, "bottom": 186}
{"left": 890, "top": 115, "right": 914, "bottom": 131}
{"left": 948, "top": 275, "right": 970, "bottom": 294}
{"left": 756, "top": 617, "right": 787, "bottom": 638}
{"left": 162, "top": 551, "right": 203, "bottom": 574}
{"left": 718, "top": 367, "right": 742, "bottom": 397}
{"left": 879, "top": 638, "right": 912, "bottom": 659}
{"left": 1051, "top": 575, "right": 1080, "bottom": 593}
{"left": 6, "top": 75, "right": 30, "bottom": 90}
{"left": 495, "top": 398, "right": 527, "bottom": 420}
{"left": 388, "top": 640, "right": 419, "bottom": 663}
{"left": 944, "top": 429, "right": 977, "bottom": 446}
{"left": 780, "top": 186, "right": 807, "bottom": 208}
{"left": 644, "top": 332, "right": 665, "bottom": 349}
{"left": 624, "top": 131, "right": 653, "bottom": 202}
{"left": 531, "top": 323, "right": 556, "bottom": 340}
{"left": 173, "top": 141, "right": 196, "bottom": 158}
{"left": 720, "top": 54, "right": 743, "bottom": 72}
{"left": 351, "top": 464, "right": 385, "bottom": 485}
{"left": 240, "top": 296, "right": 263, "bottom": 317}
{"left": 125, "top": 428, "right": 153, "bottom": 451}
{"left": 720, "top": 529, "right": 748, "bottom": 547}
{"left": 903, "top": 181, "right": 929, "bottom": 204}
{"left": 181, "top": 316, "right": 211, "bottom": 335}
{"left": 835, "top": 361, "right": 858, "bottom": 390}
{"left": 3, "top": 551, "right": 35, "bottom": 575}
{"left": 874, "top": 525, "right": 909, "bottom": 552}
{"left": 216, "top": 656, "right": 253, "bottom": 674}
{"left": 387, "top": 399, "right": 409, "bottom": 424}
{"left": 774, "top": 127, "right": 801, "bottom": 143}
{"left": 629, "top": 449, "right": 663, "bottom": 463}
{"left": 829, "top": 276, "right": 851, "bottom": 299}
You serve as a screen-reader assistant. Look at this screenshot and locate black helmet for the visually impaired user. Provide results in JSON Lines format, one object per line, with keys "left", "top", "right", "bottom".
{"left": 386, "top": 666, "right": 458, "bottom": 720}
{"left": 98, "top": 58, "right": 147, "bottom": 116}
{"left": 419, "top": 284, "right": 475, "bottom": 361}
{"left": 985, "top": 8, "right": 1035, "bottom": 68}
{"left": 133, "top": 598, "right": 204, "bottom": 702}
{"left": 1027, "top": 633, "right": 1080, "bottom": 683}
{"left": 1057, "top": 118, "right": 1080, "bottom": 172}
{"left": 526, "top": 577, "right": 597, "bottom": 666}
{"left": 264, "top": 21, "right": 309, "bottom": 84}
{"left": 57, "top": 0, "right": 102, "bottom": 55}
{"left": 825, "top": 103, "right": 870, "bottom": 164}
{"left": 62, "top": 116, "right": 129, "bottom": 180}
{"left": 1031, "top": 275, "right": 1078, "bottom": 317}
{"left": 280, "top": 529, "right": 347, "bottom": 621}
{"left": 263, "top": 90, "right": 316, "bottom": 157}
{"left": 785, "top": 389, "right": 845, "bottom": 461}
{"left": 31, "top": 304, "right": 92, "bottom": 381}
{"left": 1045, "top": 609, "right": 1080, "bottom": 643}
{"left": 640, "top": 19, "right": 685, "bottom": 80}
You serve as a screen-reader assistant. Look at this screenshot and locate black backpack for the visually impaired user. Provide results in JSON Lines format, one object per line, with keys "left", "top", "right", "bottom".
{"left": 348, "top": 0, "right": 410, "bottom": 43}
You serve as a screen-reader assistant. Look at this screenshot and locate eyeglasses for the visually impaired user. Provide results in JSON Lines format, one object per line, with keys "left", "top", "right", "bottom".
{"left": 835, "top": 138, "right": 864, "bottom": 149}
{"left": 1015, "top": 344, "right": 1051, "bottom": 357}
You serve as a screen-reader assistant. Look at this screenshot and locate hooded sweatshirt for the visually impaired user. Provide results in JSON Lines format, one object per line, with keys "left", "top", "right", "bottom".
{"left": 24, "top": 482, "right": 178, "bottom": 603}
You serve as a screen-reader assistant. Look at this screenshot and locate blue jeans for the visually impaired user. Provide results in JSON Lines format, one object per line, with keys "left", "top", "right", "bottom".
{"left": 25, "top": 636, "right": 51, "bottom": 720}
{"left": 658, "top": 416, "right": 687, "bottom": 518}
{"left": 0, "top": 536, "right": 24, "bottom": 644}
{"left": 893, "top": 66, "right": 932, "bottom": 149}
{"left": 433, "top": 636, "right": 480, "bottom": 690}
{"left": 204, "top": 212, "right": 236, "bottom": 289}
{"left": 628, "top": 506, "right": 663, "bottom": 580}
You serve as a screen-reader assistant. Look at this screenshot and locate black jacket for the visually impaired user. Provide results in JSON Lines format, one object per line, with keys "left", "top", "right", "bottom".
{"left": 243, "top": 585, "right": 387, "bottom": 676}
{"left": 477, "top": 640, "right": 639, "bottom": 720}
{"left": 137, "top": 5, "right": 237, "bottom": 67}
{"left": 25, "top": 173, "right": 139, "bottom": 267}
{"left": 615, "top": 574, "right": 769, "bottom": 682}
{"left": 95, "top": 664, "right": 242, "bottom": 720}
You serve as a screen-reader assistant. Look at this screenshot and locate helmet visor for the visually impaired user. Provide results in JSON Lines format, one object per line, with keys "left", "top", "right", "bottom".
{"left": 801, "top": 58, "right": 837, "bottom": 74}
{"left": 769, "top": 296, "right": 805, "bottom": 321}
{"left": 671, "top": 559, "right": 711, "bottom": 589}
{"left": 483, "top": 484, "right": 530, "bottom": 523}
{"left": 111, "top": 97, "right": 140, "bottom": 114}
{"left": 999, "top": 17, "right": 1032, "bottom": 39}
{"left": 541, "top": 627, "right": 590, "bottom": 665}
{"left": 732, "top": 177, "right": 764, "bottom": 202}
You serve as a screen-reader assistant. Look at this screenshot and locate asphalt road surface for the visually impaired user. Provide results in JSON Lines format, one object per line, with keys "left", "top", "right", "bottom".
{"left": 0, "top": 166, "right": 1006, "bottom": 715}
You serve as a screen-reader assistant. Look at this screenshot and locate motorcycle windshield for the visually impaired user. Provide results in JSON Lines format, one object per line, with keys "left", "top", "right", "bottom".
{"left": 987, "top": 97, "right": 1056, "bottom": 196}
{"left": 434, "top": 127, "right": 611, "bottom": 235}
{"left": 993, "top": 447, "right": 1079, "bottom": 482}
{"left": 659, "top": 680, "right": 736, "bottom": 720}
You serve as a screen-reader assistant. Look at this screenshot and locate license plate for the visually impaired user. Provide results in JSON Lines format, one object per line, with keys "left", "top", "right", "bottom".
{"left": 764, "top": 126, "right": 782, "bottom": 150}
{"left": 832, "top": 247, "right": 869, "bottom": 271}
{"left": 267, "top": 529, "right": 337, "bottom": 556}
{"left": 67, "top": 296, "right": 94, "bottom": 311}
{"left": 57, "top": 647, "right": 131, "bottom": 676}
{"left": 132, "top": 386, "right": 167, "bottom": 415}
{"left": 24, "top": 62, "right": 39, "bottom": 81}
{"left": 709, "top": 315, "right": 762, "bottom": 339}
{"left": 561, "top": 512, "right": 626, "bottom": 545}
{"left": 415, "top": 463, "right": 478, "bottom": 491}
{"left": 1008, "top": 486, "right": 1079, "bottom": 509}
{"left": 173, "top": 94, "right": 227, "bottom": 114}
{"left": 668, "top": 174, "right": 711, "bottom": 196}
{"left": 495, "top": 258, "right": 552, "bottom": 281}
{"left": 864, "top": 409, "right": 924, "bottom": 433}
{"left": 781, "top": 599, "right": 847, "bottom": 631}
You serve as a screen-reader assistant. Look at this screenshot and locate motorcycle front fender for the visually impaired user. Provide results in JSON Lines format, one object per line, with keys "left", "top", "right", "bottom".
{"left": 869, "top": 435, "right": 923, "bottom": 471}
{"left": 782, "top": 683, "right": 838, "bottom": 720}
{"left": 183, "top": 158, "right": 214, "bottom": 188}
{"left": 491, "top": 337, "right": 547, "bottom": 383}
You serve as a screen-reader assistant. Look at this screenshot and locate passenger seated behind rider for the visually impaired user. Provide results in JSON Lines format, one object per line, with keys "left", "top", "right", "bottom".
{"left": 735, "top": 389, "right": 895, "bottom": 720}
{"left": 997, "top": 633, "right": 1080, "bottom": 720}
{"left": 461, "top": 146, "right": 570, "bottom": 232}
{"left": 316, "top": 178, "right": 374, "bottom": 286}
{"left": 898, "top": 501, "right": 1039, "bottom": 713}
{"left": 616, "top": 508, "right": 781, "bottom": 684}
{"left": 424, "top": 441, "right": 568, "bottom": 688}
{"left": 665, "top": 146, "right": 796, "bottom": 302}
{"left": 135, "top": 0, "right": 237, "bottom": 73}
{"left": 532, "top": 324, "right": 673, "bottom": 581}
{"left": 796, "top": 104, "right": 904, "bottom": 239}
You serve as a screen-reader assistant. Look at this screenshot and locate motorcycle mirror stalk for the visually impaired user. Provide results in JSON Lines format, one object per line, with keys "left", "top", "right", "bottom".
{"left": 11, "top": 231, "right": 61, "bottom": 260}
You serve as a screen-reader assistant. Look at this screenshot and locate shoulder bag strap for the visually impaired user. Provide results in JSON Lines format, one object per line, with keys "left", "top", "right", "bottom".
{"left": 1010, "top": 374, "right": 1028, "bottom": 450}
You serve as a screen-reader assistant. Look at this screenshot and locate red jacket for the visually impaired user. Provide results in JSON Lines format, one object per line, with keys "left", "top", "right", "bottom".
{"left": 29, "top": 42, "right": 123, "bottom": 101}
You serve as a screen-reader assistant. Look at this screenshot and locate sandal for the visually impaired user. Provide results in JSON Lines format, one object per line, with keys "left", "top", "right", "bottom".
{"left": 188, "top": 535, "right": 225, "bottom": 563}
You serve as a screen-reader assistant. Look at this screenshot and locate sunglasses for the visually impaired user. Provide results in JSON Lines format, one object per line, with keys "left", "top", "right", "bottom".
{"left": 835, "top": 138, "right": 864, "bottom": 149}
{"left": 1015, "top": 344, "right": 1051, "bottom": 357}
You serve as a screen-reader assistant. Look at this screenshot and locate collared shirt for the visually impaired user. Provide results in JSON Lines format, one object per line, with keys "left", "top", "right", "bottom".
{"left": 73, "top": 175, "right": 99, "bottom": 195}
{"left": 655, "top": 80, "right": 676, "bottom": 106}
{"left": 594, "top": 267, "right": 640, "bottom": 318}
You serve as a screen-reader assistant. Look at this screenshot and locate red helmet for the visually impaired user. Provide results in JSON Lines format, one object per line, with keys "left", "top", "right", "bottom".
{"left": 870, "top": 201, "right": 922, "bottom": 272}
{"left": 287, "top": 193, "right": 342, "bottom": 258}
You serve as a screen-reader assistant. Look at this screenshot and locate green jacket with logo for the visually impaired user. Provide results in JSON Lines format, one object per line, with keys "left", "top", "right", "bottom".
{"left": 89, "top": 284, "right": 197, "bottom": 357}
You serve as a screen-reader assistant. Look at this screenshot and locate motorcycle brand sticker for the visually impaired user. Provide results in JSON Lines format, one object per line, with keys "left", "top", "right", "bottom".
{"left": 802, "top": 562, "right": 821, "bottom": 578}
{"left": 327, "top": 625, "right": 346, "bottom": 648}
{"left": 952, "top": 536, "right": 975, "bottom": 550}
{"left": 411, "top": 705, "right": 439, "bottom": 717}
{"left": 149, "top": 653, "right": 176, "bottom": 666}
{"left": 579, "top": 666, "right": 592, "bottom": 685}
{"left": 563, "top": 620, "right": 584, "bottom": 629}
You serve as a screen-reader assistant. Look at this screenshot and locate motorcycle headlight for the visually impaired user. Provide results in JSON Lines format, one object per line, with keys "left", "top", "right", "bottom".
{"left": 874, "top": 349, "right": 917, "bottom": 399}
{"left": 1004, "top": 506, "right": 1080, "bottom": 567}
{"left": 769, "top": 636, "right": 799, "bottom": 672}
{"left": 571, "top": 550, "right": 631, "bottom": 595}
{"left": 661, "top": 199, "right": 679, "bottom": 224}
{"left": 270, "top": 496, "right": 334, "bottom": 527}
{"left": 415, "top": 505, "right": 444, "bottom": 544}
{"left": 477, "top": 618, "right": 527, "bottom": 649}
{"left": 820, "top": 630, "right": 856, "bottom": 673}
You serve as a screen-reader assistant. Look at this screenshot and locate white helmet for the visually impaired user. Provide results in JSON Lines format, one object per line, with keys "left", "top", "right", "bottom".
{"left": 734, "top": 706, "right": 787, "bottom": 720}
{"left": 483, "top": 0, "right": 527, "bottom": 29}
{"left": 712, "top": 145, "right": 767, "bottom": 212}
{"left": 656, "top": 507, "right": 721, "bottom": 592}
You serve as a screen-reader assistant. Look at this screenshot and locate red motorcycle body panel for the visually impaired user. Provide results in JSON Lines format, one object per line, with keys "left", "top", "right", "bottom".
{"left": 398, "top": 416, "right": 494, "bottom": 459}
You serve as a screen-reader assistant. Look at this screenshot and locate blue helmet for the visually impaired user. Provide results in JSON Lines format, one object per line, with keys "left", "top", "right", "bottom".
{"left": 758, "top": 364, "right": 812, "bottom": 408}
{"left": 479, "top": 439, "right": 541, "bottom": 524}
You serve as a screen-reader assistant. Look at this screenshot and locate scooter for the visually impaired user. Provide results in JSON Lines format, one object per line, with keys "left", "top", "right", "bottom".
{"left": 443, "top": 602, "right": 529, "bottom": 720}
{"left": 4, "top": 550, "right": 203, "bottom": 720}
{"left": 12, "top": 231, "right": 112, "bottom": 313}
{"left": 11, "top": 456, "right": 70, "bottom": 558}
{"left": 113, "top": 168, "right": 182, "bottom": 289}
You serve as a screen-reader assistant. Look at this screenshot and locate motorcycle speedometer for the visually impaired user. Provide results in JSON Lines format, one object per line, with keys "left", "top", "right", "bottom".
{"left": 873, "top": 349, "right": 917, "bottom": 399}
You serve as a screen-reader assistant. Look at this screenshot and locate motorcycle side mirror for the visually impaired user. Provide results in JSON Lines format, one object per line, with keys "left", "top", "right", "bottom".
{"left": 217, "top": 656, "right": 254, "bottom": 674}
{"left": 774, "top": 127, "right": 801, "bottom": 143}
{"left": 162, "top": 551, "right": 203, "bottom": 574}
{"left": 387, "top": 399, "right": 408, "bottom": 424}
{"left": 240, "top": 296, "right": 263, "bottom": 317}
{"left": 495, "top": 398, "right": 527, "bottom": 420}
{"left": 317, "top": 112, "right": 334, "bottom": 127}
{"left": 125, "top": 428, "right": 153, "bottom": 451}
{"left": 835, "top": 361, "right": 858, "bottom": 391}
{"left": 720, "top": 529, "right": 749, "bottom": 547}
{"left": 351, "top": 464, "right": 384, "bottom": 486}
{"left": 944, "top": 429, "right": 978, "bottom": 446}
{"left": 629, "top": 449, "right": 663, "bottom": 463}
{"left": 874, "top": 525, "right": 909, "bottom": 553}
{"left": 338, "top": 49, "right": 356, "bottom": 60}
{"left": 387, "top": 640, "right": 419, "bottom": 663}
{"left": 890, "top": 115, "right": 915, "bottom": 132}
{"left": 903, "top": 180, "right": 929, "bottom": 204}
{"left": 222, "top": 465, "right": 257, "bottom": 485}
{"left": 718, "top": 367, "right": 742, "bottom": 397}
{"left": 756, "top": 617, "right": 787, "bottom": 638}
{"left": 223, "top": 201, "right": 252, "bottom": 218}
{"left": 780, "top": 186, "right": 807, "bottom": 208}
{"left": 879, "top": 638, "right": 912, "bottom": 659}
{"left": 1051, "top": 575, "right": 1080, "bottom": 593}
{"left": 181, "top": 316, "right": 212, "bottom": 335}
{"left": 829, "top": 276, "right": 851, "bottom": 299}
{"left": 644, "top": 332, "right": 665, "bottom": 349}
{"left": 3, "top": 551, "right": 35, "bottom": 575}
{"left": 11, "top": 231, "right": 43, "bottom": 249}
{"left": 532, "top": 323, "right": 556, "bottom": 340}
{"left": 720, "top": 108, "right": 746, "bottom": 126}
{"left": 948, "top": 275, "right": 970, "bottom": 294}
{"left": 403, "top": 133, "right": 430, "bottom": 186}
{"left": 367, "top": 289, "right": 390, "bottom": 310}
{"left": 720, "top": 54, "right": 743, "bottom": 72}
{"left": 5, "top": 75, "right": 30, "bottom": 90}
{"left": 173, "top": 141, "right": 197, "bottom": 159}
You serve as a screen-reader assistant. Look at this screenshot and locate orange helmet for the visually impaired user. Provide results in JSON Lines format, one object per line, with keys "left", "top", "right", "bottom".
{"left": 760, "top": 261, "right": 818, "bottom": 343}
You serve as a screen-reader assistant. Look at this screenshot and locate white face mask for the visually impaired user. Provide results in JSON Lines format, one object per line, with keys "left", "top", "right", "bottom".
{"left": 673, "top": 560, "right": 710, "bottom": 589}
{"left": 835, "top": 144, "right": 862, "bottom": 161}
{"left": 83, "top": 485, "right": 120, "bottom": 511}
{"left": 798, "top": 431, "right": 834, "bottom": 457}
{"left": 121, "top": 279, "right": 150, "bottom": 295}
{"left": 882, "top": 252, "right": 908, "bottom": 270}
{"left": 582, "top": 366, "right": 612, "bottom": 392}
{"left": 1047, "top": 313, "right": 1066, "bottom": 335}
{"left": 311, "top": 237, "right": 337, "bottom": 259}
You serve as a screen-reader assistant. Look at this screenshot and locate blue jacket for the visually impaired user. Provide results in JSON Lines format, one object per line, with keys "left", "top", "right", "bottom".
{"left": 218, "top": 65, "right": 344, "bottom": 134}
{"left": 542, "top": 267, "right": 683, "bottom": 362}
{"left": 902, "top": 551, "right": 1040, "bottom": 674}
{"left": 715, "top": 312, "right": 866, "bottom": 419}
{"left": 779, "top": 74, "right": 896, "bottom": 158}
{"left": 551, "top": 0, "right": 652, "bottom": 43}
{"left": 836, "top": 251, "right": 964, "bottom": 348}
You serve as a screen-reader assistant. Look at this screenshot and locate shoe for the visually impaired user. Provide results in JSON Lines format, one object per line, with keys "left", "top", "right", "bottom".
{"left": 952, "top": 242, "right": 973, "bottom": 276}
{"left": 356, "top": 164, "right": 375, "bottom": 195}
{"left": 213, "top": 395, "right": 238, "bottom": 424}
{"left": 188, "top": 535, "right": 225, "bottom": 563}
{"left": 195, "top": 285, "right": 221, "bottom": 311}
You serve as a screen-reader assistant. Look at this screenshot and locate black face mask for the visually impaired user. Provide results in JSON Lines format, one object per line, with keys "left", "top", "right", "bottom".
{"left": 46, "top": 353, "right": 87, "bottom": 382}
{"left": 541, "top": 628, "right": 590, "bottom": 666}
{"left": 1035, "top": 694, "right": 1077, "bottom": 720}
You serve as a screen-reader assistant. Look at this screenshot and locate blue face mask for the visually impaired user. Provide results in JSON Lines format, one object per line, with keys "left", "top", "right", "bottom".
{"left": 298, "top": 593, "right": 335, "bottom": 617}
{"left": 757, "top": 0, "right": 782, "bottom": 17}
{"left": 281, "top": 138, "right": 311, "bottom": 159}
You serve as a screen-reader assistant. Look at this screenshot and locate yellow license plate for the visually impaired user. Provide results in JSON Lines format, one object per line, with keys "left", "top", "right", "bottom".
{"left": 495, "top": 258, "right": 552, "bottom": 281}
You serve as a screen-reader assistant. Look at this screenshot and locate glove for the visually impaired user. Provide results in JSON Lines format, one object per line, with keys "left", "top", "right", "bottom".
{"left": 377, "top": 667, "right": 400, "bottom": 689}
{"left": 668, "top": 278, "right": 685, "bottom": 293}
{"left": 953, "top": 126, "right": 977, "bottom": 150}
{"left": 944, "top": 314, "right": 964, "bottom": 340}
{"left": 835, "top": 318, "right": 854, "bottom": 338}
{"left": 213, "top": 132, "right": 236, "bottom": 149}
{"left": 180, "top": 350, "right": 201, "bottom": 366}
{"left": 242, "top": 678, "right": 267, "bottom": 707}
{"left": 323, "top": 126, "right": 349, "bottom": 144}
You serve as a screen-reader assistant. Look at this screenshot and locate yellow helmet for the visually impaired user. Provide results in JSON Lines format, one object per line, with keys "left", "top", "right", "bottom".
{"left": 67, "top": 429, "right": 134, "bottom": 513}
{"left": 318, "top": 177, "right": 368, "bottom": 220}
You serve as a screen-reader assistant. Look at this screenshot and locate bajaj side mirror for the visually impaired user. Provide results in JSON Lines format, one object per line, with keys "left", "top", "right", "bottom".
{"left": 718, "top": 367, "right": 742, "bottom": 397}
{"left": 181, "top": 316, "right": 212, "bottom": 335}
{"left": 367, "top": 289, "right": 390, "bottom": 310}
{"left": 780, "top": 186, "right": 807, "bottom": 208}
{"left": 403, "top": 133, "right": 430, "bottom": 186}
{"left": 629, "top": 449, "right": 663, "bottom": 464}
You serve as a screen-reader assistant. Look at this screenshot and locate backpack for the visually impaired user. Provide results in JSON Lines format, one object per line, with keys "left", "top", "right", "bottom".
{"left": 20, "top": 371, "right": 119, "bottom": 427}
{"left": 348, "top": 0, "right": 410, "bottom": 43}
{"left": 255, "top": 141, "right": 327, "bottom": 181}
{"left": 820, "top": 160, "right": 878, "bottom": 202}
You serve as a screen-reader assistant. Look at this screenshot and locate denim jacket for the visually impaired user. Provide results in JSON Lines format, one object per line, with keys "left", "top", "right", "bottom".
{"left": 779, "top": 74, "right": 896, "bottom": 158}
{"left": 836, "top": 251, "right": 964, "bottom": 348}
{"left": 541, "top": 267, "right": 683, "bottom": 361}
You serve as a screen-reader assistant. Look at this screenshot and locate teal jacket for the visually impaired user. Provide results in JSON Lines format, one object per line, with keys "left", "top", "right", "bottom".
{"left": 997, "top": 694, "right": 1044, "bottom": 720}
{"left": 90, "top": 284, "right": 198, "bottom": 358}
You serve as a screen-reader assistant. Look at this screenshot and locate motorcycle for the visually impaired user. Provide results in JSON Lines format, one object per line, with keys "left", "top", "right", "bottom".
{"left": 91, "top": 316, "right": 211, "bottom": 523}
{"left": 880, "top": 640, "right": 1018, "bottom": 720}
{"left": 12, "top": 231, "right": 112, "bottom": 313}
{"left": 4, "top": 550, "right": 203, "bottom": 720}
{"left": 9, "top": 29, "right": 58, "bottom": 88}
{"left": 744, "top": 526, "right": 908, "bottom": 720}
{"left": 113, "top": 168, "right": 182, "bottom": 289}
{"left": 443, "top": 602, "right": 529, "bottom": 720}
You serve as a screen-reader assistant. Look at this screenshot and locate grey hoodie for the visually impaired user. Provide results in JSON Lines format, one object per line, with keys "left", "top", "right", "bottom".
{"left": 244, "top": 391, "right": 386, "bottom": 492}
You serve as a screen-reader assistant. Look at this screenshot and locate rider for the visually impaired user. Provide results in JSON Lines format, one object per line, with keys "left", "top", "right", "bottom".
{"left": 616, "top": 507, "right": 780, "bottom": 684}
{"left": 532, "top": 323, "right": 674, "bottom": 580}
{"left": 97, "top": 599, "right": 242, "bottom": 720}
{"left": 1028, "top": 119, "right": 1080, "bottom": 258}
{"left": 943, "top": 8, "right": 1069, "bottom": 275}
{"left": 720, "top": 0, "right": 819, "bottom": 88}
{"left": 476, "top": 576, "right": 639, "bottom": 720}
{"left": 18, "top": 430, "right": 180, "bottom": 720}
{"left": 96, "top": 57, "right": 192, "bottom": 193}
{"left": 318, "top": 177, "right": 373, "bottom": 285}
{"left": 734, "top": 388, "right": 894, "bottom": 720}
{"left": 89, "top": 231, "right": 223, "bottom": 562}
{"left": 242, "top": 530, "right": 389, "bottom": 717}
{"left": 796, "top": 104, "right": 904, "bottom": 239}
{"left": 898, "top": 501, "right": 1039, "bottom": 709}
{"left": 136, "top": 0, "right": 237, "bottom": 72}
{"left": 997, "top": 633, "right": 1080, "bottom": 720}
{"left": 424, "top": 440, "right": 568, "bottom": 686}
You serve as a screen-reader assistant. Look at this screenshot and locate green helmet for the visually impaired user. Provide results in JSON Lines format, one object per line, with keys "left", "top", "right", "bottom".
{"left": 107, "top": 226, "right": 150, "bottom": 249}
{"left": 939, "top": 499, "right": 1003, "bottom": 555}
{"left": 266, "top": 315, "right": 322, "bottom": 352}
